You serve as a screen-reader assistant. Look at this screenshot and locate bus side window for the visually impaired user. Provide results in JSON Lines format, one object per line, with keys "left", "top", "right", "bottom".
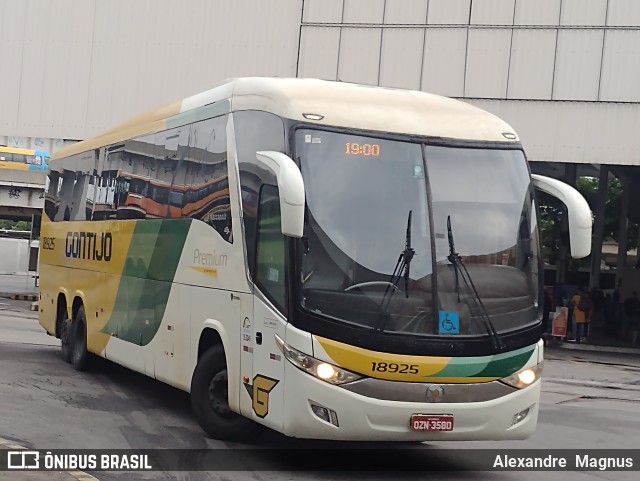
{"left": 254, "top": 185, "right": 286, "bottom": 315}
{"left": 54, "top": 171, "right": 77, "bottom": 222}
{"left": 187, "top": 116, "right": 232, "bottom": 242}
{"left": 44, "top": 171, "right": 60, "bottom": 221}
{"left": 234, "top": 110, "right": 286, "bottom": 276}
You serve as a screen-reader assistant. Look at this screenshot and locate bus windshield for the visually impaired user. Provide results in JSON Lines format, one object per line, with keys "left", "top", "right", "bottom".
{"left": 296, "top": 129, "right": 540, "bottom": 337}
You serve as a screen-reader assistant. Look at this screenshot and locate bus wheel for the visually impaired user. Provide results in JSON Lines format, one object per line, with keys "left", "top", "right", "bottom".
{"left": 191, "top": 346, "right": 258, "bottom": 441}
{"left": 60, "top": 318, "right": 72, "bottom": 363}
{"left": 70, "top": 306, "right": 89, "bottom": 371}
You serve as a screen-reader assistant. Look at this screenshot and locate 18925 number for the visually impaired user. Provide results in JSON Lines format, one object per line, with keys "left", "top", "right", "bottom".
{"left": 371, "top": 362, "right": 419, "bottom": 374}
{"left": 42, "top": 237, "right": 55, "bottom": 250}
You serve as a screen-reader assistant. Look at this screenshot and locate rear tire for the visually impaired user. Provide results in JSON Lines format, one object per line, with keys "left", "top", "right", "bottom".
{"left": 60, "top": 318, "right": 72, "bottom": 363}
{"left": 70, "top": 306, "right": 89, "bottom": 371}
{"left": 190, "top": 346, "right": 258, "bottom": 441}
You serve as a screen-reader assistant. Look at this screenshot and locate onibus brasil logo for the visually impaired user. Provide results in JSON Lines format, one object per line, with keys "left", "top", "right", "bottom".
{"left": 5, "top": 450, "right": 153, "bottom": 470}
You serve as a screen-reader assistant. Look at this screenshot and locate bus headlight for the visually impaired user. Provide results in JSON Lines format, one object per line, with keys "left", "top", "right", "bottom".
{"left": 500, "top": 362, "right": 543, "bottom": 389}
{"left": 275, "top": 335, "right": 362, "bottom": 385}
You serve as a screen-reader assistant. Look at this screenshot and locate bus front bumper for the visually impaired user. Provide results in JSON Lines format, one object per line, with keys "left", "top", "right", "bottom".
{"left": 282, "top": 362, "right": 540, "bottom": 441}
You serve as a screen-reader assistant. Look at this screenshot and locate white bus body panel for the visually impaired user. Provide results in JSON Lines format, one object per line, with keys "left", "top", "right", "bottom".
{"left": 282, "top": 361, "right": 540, "bottom": 441}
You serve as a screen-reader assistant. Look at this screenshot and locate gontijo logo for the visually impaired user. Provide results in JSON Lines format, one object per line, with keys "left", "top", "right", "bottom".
{"left": 65, "top": 231, "right": 113, "bottom": 261}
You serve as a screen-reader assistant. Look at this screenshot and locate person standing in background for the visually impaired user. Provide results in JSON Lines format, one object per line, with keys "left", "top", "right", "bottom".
{"left": 542, "top": 287, "right": 553, "bottom": 336}
{"left": 571, "top": 288, "right": 592, "bottom": 343}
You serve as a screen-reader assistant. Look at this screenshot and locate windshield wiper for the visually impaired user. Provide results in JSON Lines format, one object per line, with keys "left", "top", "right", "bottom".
{"left": 447, "top": 216, "right": 461, "bottom": 303}
{"left": 446, "top": 215, "right": 505, "bottom": 350}
{"left": 375, "top": 210, "right": 415, "bottom": 331}
{"left": 402, "top": 210, "right": 415, "bottom": 297}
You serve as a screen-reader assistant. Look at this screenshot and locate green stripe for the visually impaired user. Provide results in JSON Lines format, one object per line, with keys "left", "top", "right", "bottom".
{"left": 167, "top": 99, "right": 231, "bottom": 129}
{"left": 147, "top": 218, "right": 191, "bottom": 282}
{"left": 433, "top": 345, "right": 535, "bottom": 378}
{"left": 433, "top": 358, "right": 491, "bottom": 378}
{"left": 123, "top": 220, "right": 162, "bottom": 278}
{"left": 474, "top": 346, "right": 536, "bottom": 377}
{"left": 101, "top": 219, "right": 191, "bottom": 346}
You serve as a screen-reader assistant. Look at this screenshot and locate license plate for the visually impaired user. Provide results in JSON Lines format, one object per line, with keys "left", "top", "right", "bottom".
{"left": 410, "top": 414, "right": 454, "bottom": 432}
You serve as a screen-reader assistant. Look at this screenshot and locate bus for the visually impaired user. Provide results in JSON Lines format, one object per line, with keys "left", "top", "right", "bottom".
{"left": 0, "top": 146, "right": 50, "bottom": 171}
{"left": 38, "top": 77, "right": 592, "bottom": 442}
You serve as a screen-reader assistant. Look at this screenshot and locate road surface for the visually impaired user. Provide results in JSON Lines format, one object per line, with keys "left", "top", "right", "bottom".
{"left": 0, "top": 299, "right": 638, "bottom": 480}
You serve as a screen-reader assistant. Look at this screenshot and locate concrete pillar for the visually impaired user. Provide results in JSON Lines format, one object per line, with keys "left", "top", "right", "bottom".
{"left": 590, "top": 165, "right": 609, "bottom": 289}
{"left": 556, "top": 164, "right": 578, "bottom": 284}
{"left": 616, "top": 176, "right": 630, "bottom": 286}
{"left": 564, "top": 164, "right": 578, "bottom": 186}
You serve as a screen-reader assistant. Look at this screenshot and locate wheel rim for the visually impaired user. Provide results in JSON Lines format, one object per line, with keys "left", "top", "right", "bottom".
{"left": 208, "top": 369, "right": 233, "bottom": 418}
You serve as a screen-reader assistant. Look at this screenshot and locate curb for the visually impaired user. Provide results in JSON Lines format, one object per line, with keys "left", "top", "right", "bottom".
{"left": 547, "top": 340, "right": 640, "bottom": 356}
{"left": 0, "top": 292, "right": 39, "bottom": 301}
{"left": 544, "top": 378, "right": 640, "bottom": 392}
{"left": 10, "top": 293, "right": 39, "bottom": 302}
{"left": 0, "top": 437, "right": 99, "bottom": 480}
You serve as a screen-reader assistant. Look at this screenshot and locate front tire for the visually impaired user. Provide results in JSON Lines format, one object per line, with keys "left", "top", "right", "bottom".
{"left": 70, "top": 306, "right": 89, "bottom": 371}
{"left": 190, "top": 346, "right": 258, "bottom": 441}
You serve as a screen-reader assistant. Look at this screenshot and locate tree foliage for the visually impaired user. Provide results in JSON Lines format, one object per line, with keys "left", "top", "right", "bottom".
{"left": 0, "top": 220, "right": 31, "bottom": 231}
{"left": 537, "top": 176, "right": 638, "bottom": 265}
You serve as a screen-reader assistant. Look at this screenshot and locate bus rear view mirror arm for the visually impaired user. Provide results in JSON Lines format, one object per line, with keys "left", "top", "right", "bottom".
{"left": 256, "top": 151, "right": 306, "bottom": 238}
{"left": 531, "top": 174, "right": 592, "bottom": 259}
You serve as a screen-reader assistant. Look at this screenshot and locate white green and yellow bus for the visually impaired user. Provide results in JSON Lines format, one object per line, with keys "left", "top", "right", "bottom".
{"left": 38, "top": 77, "right": 592, "bottom": 442}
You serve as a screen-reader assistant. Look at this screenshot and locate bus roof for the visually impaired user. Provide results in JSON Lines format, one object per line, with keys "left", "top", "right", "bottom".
{"left": 52, "top": 77, "right": 519, "bottom": 161}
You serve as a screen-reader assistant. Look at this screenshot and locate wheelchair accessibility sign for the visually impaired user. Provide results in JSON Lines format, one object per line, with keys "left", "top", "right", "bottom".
{"left": 438, "top": 310, "right": 460, "bottom": 334}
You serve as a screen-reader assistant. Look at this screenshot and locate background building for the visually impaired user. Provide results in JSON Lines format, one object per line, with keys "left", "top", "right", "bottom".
{"left": 2, "top": 0, "right": 640, "bottom": 287}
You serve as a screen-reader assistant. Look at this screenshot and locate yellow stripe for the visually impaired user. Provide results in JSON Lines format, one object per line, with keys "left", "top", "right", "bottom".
{"left": 40, "top": 219, "right": 137, "bottom": 275}
{"left": 0, "top": 161, "right": 29, "bottom": 170}
{"left": 52, "top": 101, "right": 180, "bottom": 160}
{"left": 0, "top": 146, "right": 35, "bottom": 155}
{"left": 316, "top": 336, "right": 452, "bottom": 382}
{"left": 39, "top": 218, "right": 138, "bottom": 354}
{"left": 188, "top": 265, "right": 218, "bottom": 278}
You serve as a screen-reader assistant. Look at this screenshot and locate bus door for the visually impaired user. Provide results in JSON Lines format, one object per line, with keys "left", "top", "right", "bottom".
{"left": 248, "top": 295, "right": 286, "bottom": 431}
{"left": 245, "top": 185, "right": 287, "bottom": 430}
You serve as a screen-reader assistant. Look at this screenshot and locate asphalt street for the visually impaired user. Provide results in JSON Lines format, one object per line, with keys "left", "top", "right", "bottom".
{"left": 0, "top": 299, "right": 638, "bottom": 481}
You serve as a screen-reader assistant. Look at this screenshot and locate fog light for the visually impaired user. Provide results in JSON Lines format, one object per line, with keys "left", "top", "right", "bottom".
{"left": 310, "top": 402, "right": 339, "bottom": 427}
{"left": 509, "top": 408, "right": 530, "bottom": 428}
{"left": 311, "top": 404, "right": 330, "bottom": 422}
{"left": 329, "top": 410, "right": 339, "bottom": 426}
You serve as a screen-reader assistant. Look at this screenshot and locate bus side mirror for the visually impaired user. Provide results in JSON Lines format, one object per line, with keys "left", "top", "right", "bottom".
{"left": 255, "top": 151, "right": 305, "bottom": 238}
{"left": 531, "top": 174, "right": 592, "bottom": 259}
